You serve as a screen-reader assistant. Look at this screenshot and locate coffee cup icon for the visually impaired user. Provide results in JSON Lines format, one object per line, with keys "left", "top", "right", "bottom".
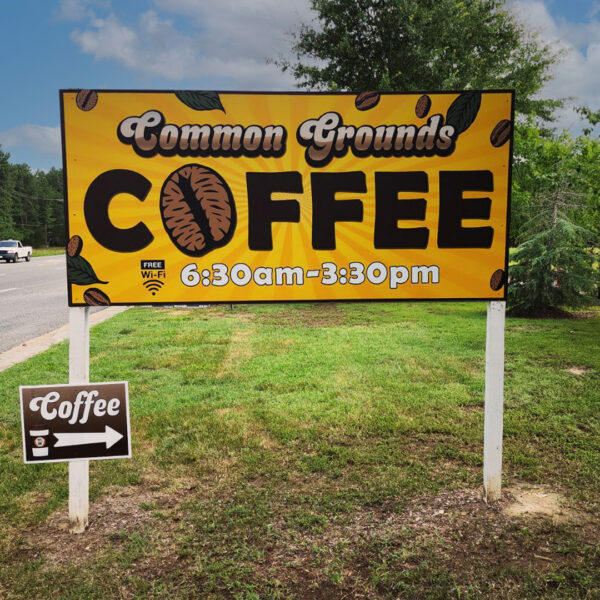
{"left": 29, "top": 428, "right": 49, "bottom": 457}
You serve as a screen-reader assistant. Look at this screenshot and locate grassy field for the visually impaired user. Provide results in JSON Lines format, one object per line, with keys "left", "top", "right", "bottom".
{"left": 0, "top": 302, "right": 598, "bottom": 599}
{"left": 33, "top": 247, "right": 64, "bottom": 257}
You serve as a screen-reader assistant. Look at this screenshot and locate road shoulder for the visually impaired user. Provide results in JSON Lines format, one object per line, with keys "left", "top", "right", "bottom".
{"left": 0, "top": 307, "right": 128, "bottom": 372}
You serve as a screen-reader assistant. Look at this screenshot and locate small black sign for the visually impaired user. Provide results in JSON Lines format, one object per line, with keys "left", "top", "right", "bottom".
{"left": 20, "top": 382, "right": 131, "bottom": 463}
{"left": 140, "top": 260, "right": 165, "bottom": 270}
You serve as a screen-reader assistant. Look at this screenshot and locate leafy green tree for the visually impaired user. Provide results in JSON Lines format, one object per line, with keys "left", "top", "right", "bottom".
{"left": 33, "top": 171, "right": 56, "bottom": 247}
{"left": 577, "top": 106, "right": 600, "bottom": 137}
{"left": 509, "top": 125, "right": 599, "bottom": 314}
{"left": 0, "top": 147, "right": 16, "bottom": 239}
{"left": 280, "top": 0, "right": 560, "bottom": 119}
{"left": 0, "top": 150, "right": 65, "bottom": 246}
{"left": 10, "top": 163, "right": 39, "bottom": 245}
{"left": 511, "top": 123, "right": 599, "bottom": 243}
{"left": 41, "top": 167, "right": 65, "bottom": 246}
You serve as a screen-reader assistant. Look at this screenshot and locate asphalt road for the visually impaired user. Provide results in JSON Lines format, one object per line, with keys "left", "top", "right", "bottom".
{"left": 0, "top": 255, "right": 103, "bottom": 353}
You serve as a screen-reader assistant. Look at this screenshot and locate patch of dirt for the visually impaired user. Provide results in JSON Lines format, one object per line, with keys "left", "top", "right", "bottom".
{"left": 257, "top": 486, "right": 598, "bottom": 596}
{"left": 20, "top": 478, "right": 198, "bottom": 567}
{"left": 503, "top": 485, "right": 585, "bottom": 524}
{"left": 256, "top": 304, "right": 347, "bottom": 328}
{"left": 207, "top": 308, "right": 254, "bottom": 321}
{"left": 572, "top": 310, "right": 598, "bottom": 319}
{"left": 567, "top": 366, "right": 590, "bottom": 376}
{"left": 15, "top": 478, "right": 599, "bottom": 598}
{"left": 17, "top": 491, "right": 51, "bottom": 512}
{"left": 509, "top": 307, "right": 578, "bottom": 319}
{"left": 507, "top": 325, "right": 546, "bottom": 332}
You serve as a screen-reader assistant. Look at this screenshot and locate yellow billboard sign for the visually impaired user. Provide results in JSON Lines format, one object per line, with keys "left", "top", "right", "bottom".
{"left": 60, "top": 90, "right": 513, "bottom": 306}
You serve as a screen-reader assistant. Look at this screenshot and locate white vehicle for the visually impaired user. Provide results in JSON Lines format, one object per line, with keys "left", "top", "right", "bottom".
{"left": 0, "top": 240, "right": 32, "bottom": 263}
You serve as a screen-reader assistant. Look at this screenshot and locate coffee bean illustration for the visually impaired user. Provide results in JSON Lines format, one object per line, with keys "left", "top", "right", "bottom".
{"left": 490, "top": 269, "right": 506, "bottom": 291}
{"left": 83, "top": 288, "right": 111, "bottom": 306}
{"left": 355, "top": 91, "right": 380, "bottom": 111}
{"left": 67, "top": 235, "right": 83, "bottom": 258}
{"left": 160, "top": 164, "right": 236, "bottom": 257}
{"left": 415, "top": 94, "right": 431, "bottom": 118}
{"left": 76, "top": 90, "right": 98, "bottom": 111}
{"left": 490, "top": 119, "right": 512, "bottom": 147}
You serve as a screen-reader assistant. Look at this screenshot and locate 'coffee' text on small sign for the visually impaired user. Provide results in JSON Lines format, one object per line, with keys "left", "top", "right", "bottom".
{"left": 20, "top": 382, "right": 131, "bottom": 464}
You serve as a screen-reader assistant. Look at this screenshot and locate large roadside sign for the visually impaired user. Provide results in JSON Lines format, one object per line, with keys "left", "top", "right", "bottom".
{"left": 60, "top": 90, "right": 514, "bottom": 306}
{"left": 20, "top": 382, "right": 131, "bottom": 463}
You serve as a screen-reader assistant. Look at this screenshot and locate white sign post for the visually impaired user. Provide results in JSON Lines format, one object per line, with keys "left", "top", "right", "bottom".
{"left": 483, "top": 300, "right": 506, "bottom": 501}
{"left": 68, "top": 306, "right": 90, "bottom": 532}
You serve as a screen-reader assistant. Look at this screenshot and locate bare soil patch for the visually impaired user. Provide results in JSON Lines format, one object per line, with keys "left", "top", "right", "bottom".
{"left": 566, "top": 366, "right": 590, "bottom": 376}
{"left": 503, "top": 484, "right": 587, "bottom": 524}
{"left": 20, "top": 478, "right": 197, "bottom": 568}
{"left": 572, "top": 310, "right": 598, "bottom": 319}
{"left": 255, "top": 304, "right": 347, "bottom": 327}
{"left": 507, "top": 324, "right": 546, "bottom": 332}
{"left": 13, "top": 478, "right": 600, "bottom": 598}
{"left": 256, "top": 486, "right": 598, "bottom": 596}
{"left": 509, "top": 307, "right": 578, "bottom": 319}
{"left": 510, "top": 306, "right": 598, "bottom": 320}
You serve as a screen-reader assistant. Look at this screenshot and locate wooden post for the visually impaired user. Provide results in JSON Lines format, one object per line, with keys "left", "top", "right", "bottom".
{"left": 68, "top": 306, "right": 90, "bottom": 533}
{"left": 483, "top": 300, "right": 506, "bottom": 501}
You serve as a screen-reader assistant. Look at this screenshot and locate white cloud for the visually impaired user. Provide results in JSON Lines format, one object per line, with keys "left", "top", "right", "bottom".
{"left": 68, "top": 1, "right": 313, "bottom": 88}
{"left": 0, "top": 125, "right": 61, "bottom": 159}
{"left": 71, "top": 14, "right": 146, "bottom": 71}
{"left": 511, "top": 1, "right": 600, "bottom": 130}
{"left": 65, "top": 0, "right": 599, "bottom": 127}
{"left": 154, "top": 0, "right": 313, "bottom": 63}
{"left": 57, "top": 0, "right": 111, "bottom": 21}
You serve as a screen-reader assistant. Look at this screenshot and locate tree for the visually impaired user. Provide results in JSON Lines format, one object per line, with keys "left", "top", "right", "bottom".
{"left": 0, "top": 147, "right": 16, "bottom": 239}
{"left": 577, "top": 106, "right": 600, "bottom": 137}
{"left": 511, "top": 123, "right": 599, "bottom": 242}
{"left": 508, "top": 125, "right": 599, "bottom": 314}
{"left": 509, "top": 221, "right": 598, "bottom": 315}
{"left": 280, "top": 0, "right": 560, "bottom": 119}
{"left": 0, "top": 148, "right": 65, "bottom": 246}
{"left": 10, "top": 163, "right": 39, "bottom": 245}
{"left": 41, "top": 168, "right": 66, "bottom": 246}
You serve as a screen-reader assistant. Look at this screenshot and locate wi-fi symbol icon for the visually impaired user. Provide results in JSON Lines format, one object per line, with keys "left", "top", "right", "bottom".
{"left": 143, "top": 279, "right": 164, "bottom": 296}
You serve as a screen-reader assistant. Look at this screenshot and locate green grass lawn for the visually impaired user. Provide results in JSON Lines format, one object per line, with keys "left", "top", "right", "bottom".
{"left": 33, "top": 247, "right": 64, "bottom": 257}
{"left": 0, "top": 302, "right": 598, "bottom": 599}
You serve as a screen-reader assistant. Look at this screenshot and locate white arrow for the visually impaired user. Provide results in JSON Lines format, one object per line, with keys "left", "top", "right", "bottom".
{"left": 53, "top": 426, "right": 123, "bottom": 449}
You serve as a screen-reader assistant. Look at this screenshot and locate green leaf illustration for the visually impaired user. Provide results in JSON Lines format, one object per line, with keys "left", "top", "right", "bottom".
{"left": 67, "top": 254, "right": 108, "bottom": 286}
{"left": 445, "top": 91, "right": 481, "bottom": 135}
{"left": 175, "top": 91, "right": 225, "bottom": 112}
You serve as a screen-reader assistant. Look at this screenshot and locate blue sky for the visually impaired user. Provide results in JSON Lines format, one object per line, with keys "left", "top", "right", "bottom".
{"left": 0, "top": 0, "right": 598, "bottom": 172}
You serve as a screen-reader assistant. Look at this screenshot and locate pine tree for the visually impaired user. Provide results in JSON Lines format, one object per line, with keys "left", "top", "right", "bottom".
{"left": 508, "top": 129, "right": 599, "bottom": 314}
{"left": 509, "top": 220, "right": 598, "bottom": 315}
